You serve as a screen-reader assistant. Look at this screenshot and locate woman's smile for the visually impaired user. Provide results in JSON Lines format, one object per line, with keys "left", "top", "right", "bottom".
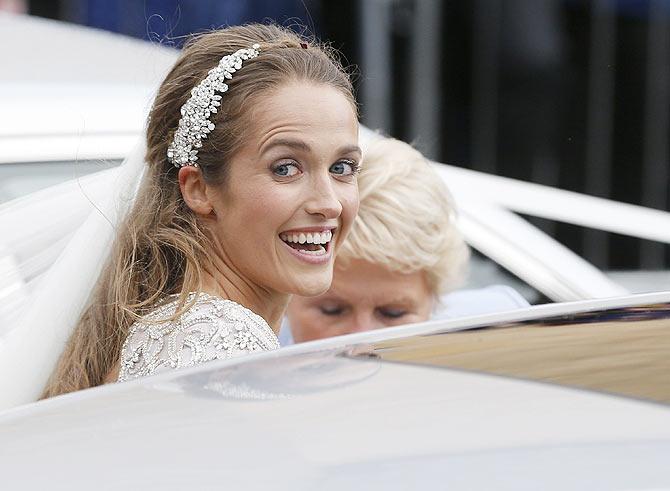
{"left": 279, "top": 227, "right": 336, "bottom": 264}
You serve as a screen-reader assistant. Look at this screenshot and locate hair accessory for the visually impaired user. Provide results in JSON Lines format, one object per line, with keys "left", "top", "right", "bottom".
{"left": 167, "top": 43, "right": 261, "bottom": 168}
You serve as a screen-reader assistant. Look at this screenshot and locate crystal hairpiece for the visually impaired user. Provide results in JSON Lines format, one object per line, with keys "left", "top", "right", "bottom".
{"left": 167, "top": 43, "right": 261, "bottom": 168}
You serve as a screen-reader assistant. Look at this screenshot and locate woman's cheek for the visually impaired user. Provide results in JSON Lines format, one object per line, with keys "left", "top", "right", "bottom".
{"left": 246, "top": 185, "right": 298, "bottom": 224}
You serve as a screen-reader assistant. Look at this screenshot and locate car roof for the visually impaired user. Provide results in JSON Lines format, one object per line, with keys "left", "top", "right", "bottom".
{"left": 0, "top": 11, "right": 178, "bottom": 164}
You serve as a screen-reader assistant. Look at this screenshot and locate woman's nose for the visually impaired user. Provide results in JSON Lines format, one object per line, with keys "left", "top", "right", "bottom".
{"left": 348, "top": 311, "right": 380, "bottom": 333}
{"left": 305, "top": 175, "right": 342, "bottom": 219}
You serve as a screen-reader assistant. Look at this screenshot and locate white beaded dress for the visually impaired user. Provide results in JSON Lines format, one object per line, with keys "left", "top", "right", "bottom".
{"left": 118, "top": 292, "right": 280, "bottom": 382}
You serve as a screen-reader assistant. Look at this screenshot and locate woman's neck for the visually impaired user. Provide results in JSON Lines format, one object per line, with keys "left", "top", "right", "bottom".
{"left": 200, "top": 264, "right": 289, "bottom": 334}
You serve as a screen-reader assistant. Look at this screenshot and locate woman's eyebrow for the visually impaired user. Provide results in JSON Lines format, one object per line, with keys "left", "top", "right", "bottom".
{"left": 341, "top": 144, "right": 362, "bottom": 156}
{"left": 314, "top": 295, "right": 347, "bottom": 306}
{"left": 380, "top": 297, "right": 416, "bottom": 307}
{"left": 261, "top": 138, "right": 311, "bottom": 154}
{"left": 261, "top": 139, "right": 362, "bottom": 156}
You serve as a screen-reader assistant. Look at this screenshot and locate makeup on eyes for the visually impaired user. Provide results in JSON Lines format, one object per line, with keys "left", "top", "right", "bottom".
{"left": 272, "top": 160, "right": 301, "bottom": 177}
{"left": 330, "top": 159, "right": 360, "bottom": 177}
{"left": 271, "top": 158, "right": 359, "bottom": 176}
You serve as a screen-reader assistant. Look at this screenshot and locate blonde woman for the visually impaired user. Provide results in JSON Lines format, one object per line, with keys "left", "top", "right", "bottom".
{"left": 36, "top": 24, "right": 361, "bottom": 398}
{"left": 285, "top": 136, "right": 527, "bottom": 343}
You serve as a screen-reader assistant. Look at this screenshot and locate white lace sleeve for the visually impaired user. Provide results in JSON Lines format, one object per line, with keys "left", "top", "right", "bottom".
{"left": 118, "top": 293, "right": 279, "bottom": 382}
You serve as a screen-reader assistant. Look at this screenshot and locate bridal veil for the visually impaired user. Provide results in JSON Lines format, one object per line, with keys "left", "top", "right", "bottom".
{"left": 0, "top": 140, "right": 146, "bottom": 410}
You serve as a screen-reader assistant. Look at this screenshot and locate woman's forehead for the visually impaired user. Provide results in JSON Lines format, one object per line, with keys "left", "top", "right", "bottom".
{"left": 328, "top": 261, "right": 431, "bottom": 303}
{"left": 250, "top": 82, "right": 358, "bottom": 135}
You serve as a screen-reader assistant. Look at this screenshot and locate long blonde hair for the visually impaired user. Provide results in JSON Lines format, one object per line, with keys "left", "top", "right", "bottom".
{"left": 42, "top": 24, "right": 355, "bottom": 398}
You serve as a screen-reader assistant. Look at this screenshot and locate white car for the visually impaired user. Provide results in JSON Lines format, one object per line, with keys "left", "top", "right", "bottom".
{"left": 0, "top": 291, "right": 669, "bottom": 490}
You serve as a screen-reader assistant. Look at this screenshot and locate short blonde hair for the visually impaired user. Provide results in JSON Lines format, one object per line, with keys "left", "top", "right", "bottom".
{"left": 339, "top": 136, "right": 469, "bottom": 295}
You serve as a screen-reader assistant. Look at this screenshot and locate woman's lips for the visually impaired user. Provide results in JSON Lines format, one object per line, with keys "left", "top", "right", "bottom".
{"left": 279, "top": 229, "right": 334, "bottom": 264}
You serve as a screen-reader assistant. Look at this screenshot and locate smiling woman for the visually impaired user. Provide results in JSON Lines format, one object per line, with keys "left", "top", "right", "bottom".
{"left": 39, "top": 23, "right": 360, "bottom": 397}
{"left": 181, "top": 82, "right": 360, "bottom": 301}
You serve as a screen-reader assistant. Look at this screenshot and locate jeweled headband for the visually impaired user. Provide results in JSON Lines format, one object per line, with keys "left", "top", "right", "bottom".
{"left": 167, "top": 43, "right": 261, "bottom": 168}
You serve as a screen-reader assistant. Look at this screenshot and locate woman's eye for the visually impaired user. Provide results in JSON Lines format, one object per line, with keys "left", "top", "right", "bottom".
{"left": 379, "top": 308, "right": 407, "bottom": 319}
{"left": 329, "top": 160, "right": 357, "bottom": 176}
{"left": 319, "top": 305, "right": 345, "bottom": 316}
{"left": 273, "top": 161, "right": 300, "bottom": 177}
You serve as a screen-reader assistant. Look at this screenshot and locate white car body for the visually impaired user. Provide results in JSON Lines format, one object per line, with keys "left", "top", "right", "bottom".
{"left": 1, "top": 291, "right": 669, "bottom": 489}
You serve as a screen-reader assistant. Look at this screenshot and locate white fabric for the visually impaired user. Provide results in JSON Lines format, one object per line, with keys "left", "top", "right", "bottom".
{"left": 0, "top": 244, "right": 28, "bottom": 331}
{"left": 119, "top": 293, "right": 279, "bottom": 382}
{"left": 0, "top": 177, "right": 100, "bottom": 336}
{"left": 0, "top": 140, "right": 145, "bottom": 410}
{"left": 0, "top": 166, "right": 122, "bottom": 324}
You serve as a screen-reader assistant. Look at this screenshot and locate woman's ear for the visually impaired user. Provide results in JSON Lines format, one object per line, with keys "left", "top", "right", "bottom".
{"left": 178, "top": 166, "right": 214, "bottom": 216}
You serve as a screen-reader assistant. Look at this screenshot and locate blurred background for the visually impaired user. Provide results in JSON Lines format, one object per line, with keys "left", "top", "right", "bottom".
{"left": 1, "top": 0, "right": 669, "bottom": 275}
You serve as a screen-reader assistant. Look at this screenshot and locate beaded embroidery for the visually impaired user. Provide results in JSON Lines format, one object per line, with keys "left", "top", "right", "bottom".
{"left": 118, "top": 292, "right": 279, "bottom": 382}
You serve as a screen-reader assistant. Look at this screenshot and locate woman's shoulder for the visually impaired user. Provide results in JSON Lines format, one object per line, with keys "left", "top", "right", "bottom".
{"left": 117, "top": 292, "right": 279, "bottom": 383}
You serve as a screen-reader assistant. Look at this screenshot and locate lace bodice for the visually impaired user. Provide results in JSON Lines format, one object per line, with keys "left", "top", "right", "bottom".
{"left": 118, "top": 293, "right": 280, "bottom": 382}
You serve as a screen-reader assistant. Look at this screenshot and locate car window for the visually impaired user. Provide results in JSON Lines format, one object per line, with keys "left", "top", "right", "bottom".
{"left": 465, "top": 251, "right": 545, "bottom": 304}
{"left": 360, "top": 302, "right": 670, "bottom": 405}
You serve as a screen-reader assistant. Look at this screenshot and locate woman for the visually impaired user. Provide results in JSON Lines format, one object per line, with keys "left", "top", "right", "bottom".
{"left": 40, "top": 24, "right": 360, "bottom": 397}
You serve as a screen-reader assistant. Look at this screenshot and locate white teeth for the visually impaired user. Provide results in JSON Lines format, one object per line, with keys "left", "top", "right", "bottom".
{"left": 280, "top": 230, "right": 333, "bottom": 245}
{"left": 317, "top": 230, "right": 332, "bottom": 244}
{"left": 301, "top": 246, "right": 326, "bottom": 256}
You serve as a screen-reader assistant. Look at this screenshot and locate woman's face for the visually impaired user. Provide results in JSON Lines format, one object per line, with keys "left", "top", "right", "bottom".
{"left": 287, "top": 259, "right": 435, "bottom": 342}
{"left": 206, "top": 81, "right": 360, "bottom": 297}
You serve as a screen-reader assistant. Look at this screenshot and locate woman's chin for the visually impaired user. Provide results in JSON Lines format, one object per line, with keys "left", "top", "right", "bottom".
{"left": 288, "top": 274, "right": 333, "bottom": 297}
